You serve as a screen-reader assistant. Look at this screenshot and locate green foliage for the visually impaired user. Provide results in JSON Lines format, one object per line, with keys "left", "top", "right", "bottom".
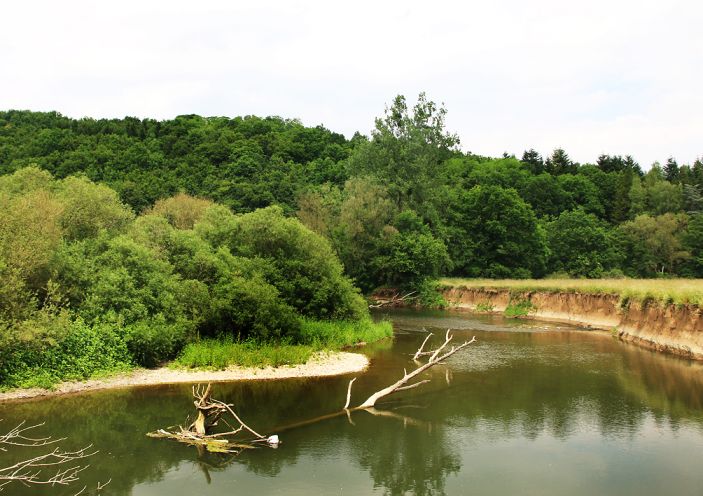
{"left": 124, "top": 316, "right": 194, "bottom": 368}
{"left": 475, "top": 302, "right": 495, "bottom": 312}
{"left": 0, "top": 167, "right": 375, "bottom": 389}
{"left": 0, "top": 317, "right": 132, "bottom": 390}
{"left": 373, "top": 211, "right": 450, "bottom": 288}
{"left": 173, "top": 338, "right": 315, "bottom": 369}
{"left": 618, "top": 213, "right": 689, "bottom": 276}
{"left": 228, "top": 205, "right": 368, "bottom": 321}
{"left": 444, "top": 184, "right": 547, "bottom": 278}
{"left": 504, "top": 298, "right": 535, "bottom": 318}
{"left": 546, "top": 209, "right": 623, "bottom": 277}
{"left": 416, "top": 279, "right": 448, "bottom": 308}
{"left": 297, "top": 318, "right": 393, "bottom": 348}
{"left": 173, "top": 318, "right": 392, "bottom": 370}
{"left": 347, "top": 93, "right": 459, "bottom": 216}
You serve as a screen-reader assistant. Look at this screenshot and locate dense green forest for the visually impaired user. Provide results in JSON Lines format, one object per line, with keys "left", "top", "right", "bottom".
{"left": 2, "top": 94, "right": 703, "bottom": 388}
{"left": 2, "top": 95, "right": 703, "bottom": 289}
{"left": 0, "top": 167, "right": 391, "bottom": 389}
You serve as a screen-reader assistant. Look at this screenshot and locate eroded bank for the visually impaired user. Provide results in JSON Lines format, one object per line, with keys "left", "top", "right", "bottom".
{"left": 441, "top": 287, "right": 703, "bottom": 360}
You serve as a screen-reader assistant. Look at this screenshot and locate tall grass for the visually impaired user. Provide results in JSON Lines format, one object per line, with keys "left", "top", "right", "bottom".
{"left": 173, "top": 318, "right": 393, "bottom": 370}
{"left": 173, "top": 339, "right": 315, "bottom": 369}
{"left": 298, "top": 318, "right": 393, "bottom": 348}
{"left": 441, "top": 278, "right": 703, "bottom": 306}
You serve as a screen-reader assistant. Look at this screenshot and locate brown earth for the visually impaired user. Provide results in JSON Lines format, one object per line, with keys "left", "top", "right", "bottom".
{"left": 442, "top": 287, "right": 703, "bottom": 360}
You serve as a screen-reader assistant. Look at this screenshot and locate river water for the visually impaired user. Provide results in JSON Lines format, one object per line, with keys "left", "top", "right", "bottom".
{"left": 2, "top": 308, "right": 703, "bottom": 495}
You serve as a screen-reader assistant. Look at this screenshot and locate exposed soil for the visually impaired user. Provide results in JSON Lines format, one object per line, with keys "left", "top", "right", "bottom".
{"left": 442, "top": 287, "right": 703, "bottom": 360}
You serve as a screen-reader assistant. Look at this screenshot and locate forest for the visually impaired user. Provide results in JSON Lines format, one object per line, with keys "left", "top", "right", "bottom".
{"left": 1, "top": 94, "right": 702, "bottom": 388}
{"left": 2, "top": 94, "right": 702, "bottom": 289}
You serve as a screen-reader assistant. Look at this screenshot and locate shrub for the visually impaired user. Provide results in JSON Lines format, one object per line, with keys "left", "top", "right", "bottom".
{"left": 0, "top": 317, "right": 131, "bottom": 390}
{"left": 124, "top": 316, "right": 194, "bottom": 368}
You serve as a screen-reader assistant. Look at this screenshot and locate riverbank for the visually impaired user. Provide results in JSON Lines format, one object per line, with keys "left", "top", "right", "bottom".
{"left": 440, "top": 279, "right": 703, "bottom": 360}
{"left": 0, "top": 351, "right": 369, "bottom": 402}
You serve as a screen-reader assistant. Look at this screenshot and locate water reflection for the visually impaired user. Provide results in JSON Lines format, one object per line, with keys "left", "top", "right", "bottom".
{"left": 2, "top": 309, "right": 703, "bottom": 495}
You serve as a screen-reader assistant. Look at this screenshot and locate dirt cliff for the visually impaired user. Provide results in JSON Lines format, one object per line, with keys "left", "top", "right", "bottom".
{"left": 442, "top": 287, "right": 703, "bottom": 360}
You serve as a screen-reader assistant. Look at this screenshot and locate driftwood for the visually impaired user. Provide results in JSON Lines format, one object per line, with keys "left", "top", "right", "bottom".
{"left": 150, "top": 330, "right": 475, "bottom": 454}
{"left": 347, "top": 330, "right": 475, "bottom": 409}
{"left": 271, "top": 330, "right": 475, "bottom": 434}
{"left": 147, "top": 384, "right": 277, "bottom": 454}
{"left": 369, "top": 290, "right": 417, "bottom": 308}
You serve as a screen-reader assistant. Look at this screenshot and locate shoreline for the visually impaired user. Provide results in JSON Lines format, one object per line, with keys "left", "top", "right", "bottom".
{"left": 0, "top": 351, "right": 369, "bottom": 402}
{"left": 440, "top": 286, "right": 703, "bottom": 361}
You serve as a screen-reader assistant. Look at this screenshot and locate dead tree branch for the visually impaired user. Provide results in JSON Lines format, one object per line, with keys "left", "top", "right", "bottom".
{"left": 0, "top": 420, "right": 96, "bottom": 491}
{"left": 149, "top": 383, "right": 276, "bottom": 454}
{"left": 351, "top": 330, "right": 475, "bottom": 409}
{"left": 369, "top": 290, "right": 417, "bottom": 308}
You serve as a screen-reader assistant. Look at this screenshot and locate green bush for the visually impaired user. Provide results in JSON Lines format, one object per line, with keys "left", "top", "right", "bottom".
{"left": 0, "top": 318, "right": 132, "bottom": 390}
{"left": 124, "top": 316, "right": 194, "bottom": 368}
{"left": 504, "top": 299, "right": 535, "bottom": 318}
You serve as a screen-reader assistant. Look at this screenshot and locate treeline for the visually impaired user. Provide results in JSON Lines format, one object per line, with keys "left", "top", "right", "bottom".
{"left": 0, "top": 168, "right": 374, "bottom": 388}
{"left": 2, "top": 95, "right": 703, "bottom": 290}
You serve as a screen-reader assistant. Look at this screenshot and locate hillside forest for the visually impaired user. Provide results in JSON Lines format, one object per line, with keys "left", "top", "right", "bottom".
{"left": 1, "top": 94, "right": 702, "bottom": 387}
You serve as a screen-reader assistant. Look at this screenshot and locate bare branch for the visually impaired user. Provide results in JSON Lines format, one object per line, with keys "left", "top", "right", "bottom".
{"left": 356, "top": 332, "right": 476, "bottom": 409}
{"left": 343, "top": 378, "right": 357, "bottom": 410}
{"left": 412, "top": 331, "right": 434, "bottom": 360}
{"left": 0, "top": 424, "right": 95, "bottom": 491}
{"left": 369, "top": 290, "right": 417, "bottom": 308}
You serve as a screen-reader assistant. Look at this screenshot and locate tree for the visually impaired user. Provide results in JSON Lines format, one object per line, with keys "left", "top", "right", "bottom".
{"left": 546, "top": 209, "right": 622, "bottom": 277}
{"left": 225, "top": 206, "right": 368, "bottom": 321}
{"left": 664, "top": 157, "right": 680, "bottom": 183}
{"left": 444, "top": 185, "right": 547, "bottom": 278}
{"left": 619, "top": 213, "right": 689, "bottom": 276}
{"left": 346, "top": 93, "right": 459, "bottom": 219}
{"left": 521, "top": 149, "right": 545, "bottom": 175}
{"left": 546, "top": 148, "right": 577, "bottom": 175}
{"left": 57, "top": 175, "right": 135, "bottom": 240}
{"left": 682, "top": 214, "right": 703, "bottom": 277}
{"left": 372, "top": 210, "right": 450, "bottom": 288}
{"left": 647, "top": 181, "right": 683, "bottom": 215}
{"left": 148, "top": 192, "right": 215, "bottom": 229}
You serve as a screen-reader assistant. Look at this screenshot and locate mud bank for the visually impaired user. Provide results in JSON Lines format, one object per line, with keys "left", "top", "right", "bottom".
{"left": 442, "top": 287, "right": 703, "bottom": 360}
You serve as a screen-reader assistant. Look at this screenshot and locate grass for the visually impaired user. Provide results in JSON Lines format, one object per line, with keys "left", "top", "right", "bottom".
{"left": 441, "top": 278, "right": 703, "bottom": 306}
{"left": 173, "top": 318, "right": 393, "bottom": 370}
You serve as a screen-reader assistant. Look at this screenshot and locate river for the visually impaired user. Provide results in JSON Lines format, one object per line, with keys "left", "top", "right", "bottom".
{"left": 2, "top": 308, "right": 703, "bottom": 495}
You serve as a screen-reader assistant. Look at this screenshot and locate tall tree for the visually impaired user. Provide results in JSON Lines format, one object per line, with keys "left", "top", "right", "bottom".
{"left": 547, "top": 148, "right": 577, "bottom": 175}
{"left": 346, "top": 93, "right": 459, "bottom": 221}
{"left": 664, "top": 157, "right": 680, "bottom": 183}
{"left": 521, "top": 149, "right": 544, "bottom": 175}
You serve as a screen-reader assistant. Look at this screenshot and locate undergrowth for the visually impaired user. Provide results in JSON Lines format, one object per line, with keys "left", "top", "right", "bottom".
{"left": 173, "top": 318, "right": 392, "bottom": 370}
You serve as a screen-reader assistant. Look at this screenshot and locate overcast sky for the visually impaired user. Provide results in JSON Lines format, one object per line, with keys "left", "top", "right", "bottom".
{"left": 2, "top": 0, "right": 701, "bottom": 167}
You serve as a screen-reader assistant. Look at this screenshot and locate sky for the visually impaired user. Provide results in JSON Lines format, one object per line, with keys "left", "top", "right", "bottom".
{"left": 2, "top": 0, "right": 702, "bottom": 167}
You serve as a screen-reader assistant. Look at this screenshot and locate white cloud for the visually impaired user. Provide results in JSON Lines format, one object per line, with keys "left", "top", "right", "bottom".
{"left": 1, "top": 0, "right": 701, "bottom": 167}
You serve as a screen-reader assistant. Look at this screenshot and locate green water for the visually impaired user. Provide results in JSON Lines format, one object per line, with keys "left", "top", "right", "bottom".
{"left": 3, "top": 308, "right": 703, "bottom": 495}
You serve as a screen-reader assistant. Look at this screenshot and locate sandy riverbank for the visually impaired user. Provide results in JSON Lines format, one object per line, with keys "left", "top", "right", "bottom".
{"left": 0, "top": 351, "right": 369, "bottom": 402}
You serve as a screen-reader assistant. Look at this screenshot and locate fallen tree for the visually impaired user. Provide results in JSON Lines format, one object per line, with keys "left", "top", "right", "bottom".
{"left": 149, "top": 330, "right": 475, "bottom": 452}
